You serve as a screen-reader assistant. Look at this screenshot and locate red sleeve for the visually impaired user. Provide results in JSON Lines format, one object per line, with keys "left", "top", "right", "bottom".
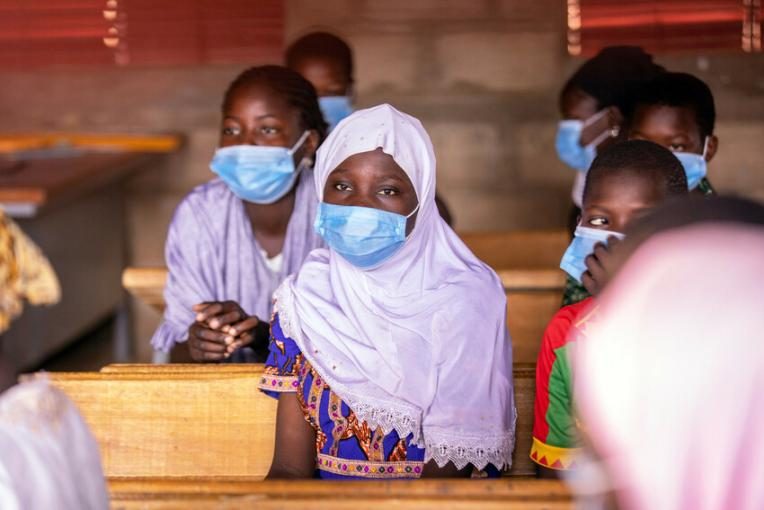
{"left": 532, "top": 298, "right": 592, "bottom": 443}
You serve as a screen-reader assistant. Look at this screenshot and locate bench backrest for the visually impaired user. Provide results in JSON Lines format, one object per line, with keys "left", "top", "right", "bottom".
{"left": 460, "top": 229, "right": 569, "bottom": 269}
{"left": 32, "top": 363, "right": 538, "bottom": 478}
{"left": 122, "top": 266, "right": 562, "bottom": 364}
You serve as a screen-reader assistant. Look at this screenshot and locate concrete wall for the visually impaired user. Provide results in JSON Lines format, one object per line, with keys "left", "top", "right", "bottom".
{"left": 0, "top": 0, "right": 762, "bottom": 361}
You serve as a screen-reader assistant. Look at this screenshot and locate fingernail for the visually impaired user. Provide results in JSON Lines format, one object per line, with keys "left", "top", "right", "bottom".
{"left": 225, "top": 336, "right": 234, "bottom": 345}
{"left": 195, "top": 314, "right": 205, "bottom": 322}
{"left": 210, "top": 319, "right": 220, "bottom": 329}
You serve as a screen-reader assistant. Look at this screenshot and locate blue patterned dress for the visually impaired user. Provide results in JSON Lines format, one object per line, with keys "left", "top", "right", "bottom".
{"left": 258, "top": 313, "right": 427, "bottom": 479}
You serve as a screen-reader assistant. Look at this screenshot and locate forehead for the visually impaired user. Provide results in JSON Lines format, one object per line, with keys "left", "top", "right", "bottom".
{"left": 561, "top": 87, "right": 599, "bottom": 120}
{"left": 632, "top": 104, "right": 699, "bottom": 137}
{"left": 332, "top": 149, "right": 408, "bottom": 178}
{"left": 225, "top": 82, "right": 296, "bottom": 116}
{"left": 586, "top": 170, "right": 666, "bottom": 206}
{"left": 292, "top": 55, "right": 350, "bottom": 82}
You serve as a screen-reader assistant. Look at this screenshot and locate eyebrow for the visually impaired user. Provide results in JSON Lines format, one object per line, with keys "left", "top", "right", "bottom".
{"left": 223, "top": 114, "right": 278, "bottom": 122}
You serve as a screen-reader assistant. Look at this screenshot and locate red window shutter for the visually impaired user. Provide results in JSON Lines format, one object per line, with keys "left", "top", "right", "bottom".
{"left": 0, "top": 0, "right": 284, "bottom": 69}
{"left": 567, "top": 0, "right": 763, "bottom": 57}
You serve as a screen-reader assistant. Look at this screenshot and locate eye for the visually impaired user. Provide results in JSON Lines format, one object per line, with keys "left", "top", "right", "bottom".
{"left": 587, "top": 216, "right": 609, "bottom": 227}
{"left": 669, "top": 143, "right": 686, "bottom": 152}
{"left": 260, "top": 125, "right": 280, "bottom": 135}
{"left": 333, "top": 182, "right": 352, "bottom": 192}
{"left": 377, "top": 187, "right": 399, "bottom": 196}
{"left": 222, "top": 126, "right": 240, "bottom": 136}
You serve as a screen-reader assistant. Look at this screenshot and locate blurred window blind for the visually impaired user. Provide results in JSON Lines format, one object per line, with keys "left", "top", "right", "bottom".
{"left": 0, "top": 0, "right": 284, "bottom": 68}
{"left": 567, "top": 0, "right": 762, "bottom": 56}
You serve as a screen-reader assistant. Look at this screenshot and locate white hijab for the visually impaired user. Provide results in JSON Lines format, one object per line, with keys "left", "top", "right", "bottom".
{"left": 274, "top": 104, "right": 515, "bottom": 470}
{"left": 0, "top": 380, "right": 109, "bottom": 509}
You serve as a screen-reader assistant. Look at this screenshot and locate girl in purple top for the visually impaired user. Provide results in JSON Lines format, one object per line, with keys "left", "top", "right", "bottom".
{"left": 151, "top": 66, "right": 326, "bottom": 362}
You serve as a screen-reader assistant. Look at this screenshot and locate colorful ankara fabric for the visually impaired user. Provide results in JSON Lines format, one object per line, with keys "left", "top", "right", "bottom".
{"left": 531, "top": 297, "right": 595, "bottom": 470}
{"left": 260, "top": 314, "right": 427, "bottom": 479}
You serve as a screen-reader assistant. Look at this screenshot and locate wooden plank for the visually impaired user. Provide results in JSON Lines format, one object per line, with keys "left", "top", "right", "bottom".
{"left": 460, "top": 230, "right": 569, "bottom": 270}
{"left": 0, "top": 133, "right": 182, "bottom": 153}
{"left": 0, "top": 152, "right": 156, "bottom": 212}
{"left": 122, "top": 267, "right": 167, "bottom": 312}
{"left": 41, "top": 363, "right": 537, "bottom": 479}
{"left": 23, "top": 368, "right": 277, "bottom": 479}
{"left": 109, "top": 479, "right": 571, "bottom": 510}
{"left": 507, "top": 291, "right": 560, "bottom": 364}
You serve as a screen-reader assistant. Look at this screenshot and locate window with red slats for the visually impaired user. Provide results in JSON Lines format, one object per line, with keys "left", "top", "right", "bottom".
{"left": 0, "top": 0, "right": 284, "bottom": 69}
{"left": 567, "top": 0, "right": 763, "bottom": 57}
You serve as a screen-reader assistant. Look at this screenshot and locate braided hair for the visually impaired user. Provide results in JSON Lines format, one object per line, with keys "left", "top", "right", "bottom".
{"left": 223, "top": 65, "right": 328, "bottom": 143}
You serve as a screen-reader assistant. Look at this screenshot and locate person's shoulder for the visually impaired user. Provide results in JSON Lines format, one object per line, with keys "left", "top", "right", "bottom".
{"left": 544, "top": 297, "right": 595, "bottom": 350}
{"left": 171, "top": 179, "right": 235, "bottom": 225}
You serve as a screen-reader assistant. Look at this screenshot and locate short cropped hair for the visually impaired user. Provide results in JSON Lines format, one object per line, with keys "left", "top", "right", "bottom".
{"left": 628, "top": 71, "right": 716, "bottom": 140}
{"left": 285, "top": 31, "right": 354, "bottom": 83}
{"left": 584, "top": 140, "right": 688, "bottom": 204}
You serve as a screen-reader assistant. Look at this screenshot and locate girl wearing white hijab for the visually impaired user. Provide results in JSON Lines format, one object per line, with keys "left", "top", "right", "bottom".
{"left": 259, "top": 104, "right": 515, "bottom": 479}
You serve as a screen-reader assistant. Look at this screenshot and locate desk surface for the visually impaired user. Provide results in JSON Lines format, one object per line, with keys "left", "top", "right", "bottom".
{"left": 0, "top": 152, "right": 157, "bottom": 217}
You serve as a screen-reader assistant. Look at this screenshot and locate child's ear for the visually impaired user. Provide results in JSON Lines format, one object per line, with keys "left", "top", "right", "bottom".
{"left": 705, "top": 135, "right": 719, "bottom": 163}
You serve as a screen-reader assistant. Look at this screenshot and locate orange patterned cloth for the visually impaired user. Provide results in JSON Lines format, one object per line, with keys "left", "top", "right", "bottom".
{"left": 0, "top": 209, "right": 60, "bottom": 334}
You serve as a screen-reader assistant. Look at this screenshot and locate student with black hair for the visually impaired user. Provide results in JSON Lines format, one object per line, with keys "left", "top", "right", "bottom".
{"left": 531, "top": 140, "right": 688, "bottom": 478}
{"left": 556, "top": 46, "right": 665, "bottom": 211}
{"left": 286, "top": 32, "right": 455, "bottom": 226}
{"left": 627, "top": 71, "right": 719, "bottom": 195}
{"left": 286, "top": 32, "right": 355, "bottom": 132}
{"left": 151, "top": 65, "right": 326, "bottom": 362}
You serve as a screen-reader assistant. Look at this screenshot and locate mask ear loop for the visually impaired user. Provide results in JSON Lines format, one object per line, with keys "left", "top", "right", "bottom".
{"left": 583, "top": 109, "right": 619, "bottom": 149}
{"left": 403, "top": 202, "right": 420, "bottom": 239}
{"left": 701, "top": 136, "right": 709, "bottom": 160}
{"left": 288, "top": 130, "right": 311, "bottom": 155}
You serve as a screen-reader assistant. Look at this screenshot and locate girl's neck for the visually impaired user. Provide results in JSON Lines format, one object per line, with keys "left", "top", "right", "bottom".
{"left": 244, "top": 188, "right": 296, "bottom": 236}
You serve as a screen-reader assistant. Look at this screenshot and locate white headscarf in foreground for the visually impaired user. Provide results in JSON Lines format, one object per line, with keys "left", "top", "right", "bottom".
{"left": 575, "top": 224, "right": 764, "bottom": 510}
{"left": 0, "top": 380, "right": 108, "bottom": 509}
{"left": 275, "top": 104, "right": 515, "bottom": 470}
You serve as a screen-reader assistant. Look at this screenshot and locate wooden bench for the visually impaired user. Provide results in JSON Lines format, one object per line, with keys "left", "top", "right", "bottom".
{"left": 460, "top": 230, "right": 569, "bottom": 270}
{"left": 122, "top": 266, "right": 562, "bottom": 363}
{"left": 26, "top": 363, "right": 538, "bottom": 479}
{"left": 108, "top": 478, "right": 571, "bottom": 509}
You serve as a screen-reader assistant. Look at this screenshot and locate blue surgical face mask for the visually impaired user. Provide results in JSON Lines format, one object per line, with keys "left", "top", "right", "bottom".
{"left": 673, "top": 137, "right": 708, "bottom": 190}
{"left": 319, "top": 95, "right": 353, "bottom": 132}
{"left": 314, "top": 202, "right": 419, "bottom": 269}
{"left": 210, "top": 131, "right": 310, "bottom": 204}
{"left": 560, "top": 225, "right": 625, "bottom": 283}
{"left": 555, "top": 109, "right": 614, "bottom": 172}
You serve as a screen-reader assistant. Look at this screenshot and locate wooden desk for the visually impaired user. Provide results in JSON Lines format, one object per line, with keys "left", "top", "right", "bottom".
{"left": 109, "top": 479, "right": 572, "bottom": 509}
{"left": 0, "top": 144, "right": 180, "bottom": 370}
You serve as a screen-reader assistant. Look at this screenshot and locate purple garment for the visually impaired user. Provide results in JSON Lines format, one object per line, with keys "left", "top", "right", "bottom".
{"left": 151, "top": 170, "right": 323, "bottom": 352}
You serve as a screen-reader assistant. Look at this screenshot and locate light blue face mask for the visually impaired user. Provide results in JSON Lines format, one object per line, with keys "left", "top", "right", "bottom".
{"left": 210, "top": 131, "right": 310, "bottom": 204}
{"left": 560, "top": 225, "right": 625, "bottom": 283}
{"left": 555, "top": 110, "right": 613, "bottom": 172}
{"left": 673, "top": 137, "right": 708, "bottom": 190}
{"left": 319, "top": 95, "right": 353, "bottom": 132}
{"left": 314, "top": 202, "right": 419, "bottom": 269}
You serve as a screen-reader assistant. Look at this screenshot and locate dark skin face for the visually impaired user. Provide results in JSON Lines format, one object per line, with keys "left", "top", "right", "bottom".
{"left": 289, "top": 55, "right": 352, "bottom": 97}
{"left": 560, "top": 87, "right": 623, "bottom": 150}
{"left": 579, "top": 170, "right": 668, "bottom": 296}
{"left": 628, "top": 104, "right": 718, "bottom": 161}
{"left": 187, "top": 83, "right": 319, "bottom": 363}
{"left": 323, "top": 148, "right": 419, "bottom": 235}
